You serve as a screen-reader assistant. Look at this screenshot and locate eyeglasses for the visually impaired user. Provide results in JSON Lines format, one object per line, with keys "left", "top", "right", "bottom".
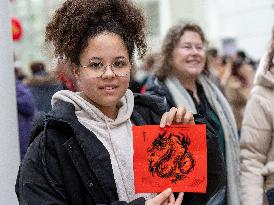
{"left": 79, "top": 58, "right": 131, "bottom": 78}
{"left": 179, "top": 43, "right": 205, "bottom": 52}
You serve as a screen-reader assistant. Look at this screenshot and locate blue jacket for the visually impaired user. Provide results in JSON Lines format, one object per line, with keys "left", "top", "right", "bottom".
{"left": 16, "top": 80, "right": 36, "bottom": 160}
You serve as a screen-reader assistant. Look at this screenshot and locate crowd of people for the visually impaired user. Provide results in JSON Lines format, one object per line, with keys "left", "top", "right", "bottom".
{"left": 13, "top": 0, "right": 273, "bottom": 204}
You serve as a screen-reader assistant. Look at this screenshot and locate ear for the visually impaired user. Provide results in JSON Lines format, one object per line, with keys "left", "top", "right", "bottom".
{"left": 72, "top": 63, "right": 80, "bottom": 81}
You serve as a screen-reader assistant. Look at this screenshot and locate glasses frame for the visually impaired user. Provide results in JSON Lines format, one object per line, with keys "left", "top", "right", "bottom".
{"left": 79, "top": 61, "right": 132, "bottom": 78}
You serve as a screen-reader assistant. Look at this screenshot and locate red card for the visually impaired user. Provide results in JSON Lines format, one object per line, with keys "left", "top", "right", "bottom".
{"left": 133, "top": 124, "right": 207, "bottom": 193}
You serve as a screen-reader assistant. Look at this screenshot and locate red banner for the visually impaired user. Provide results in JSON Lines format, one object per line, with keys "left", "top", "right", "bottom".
{"left": 133, "top": 124, "right": 207, "bottom": 193}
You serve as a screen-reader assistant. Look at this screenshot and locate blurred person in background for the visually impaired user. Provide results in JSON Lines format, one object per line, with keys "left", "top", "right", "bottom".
{"left": 128, "top": 64, "right": 142, "bottom": 93}
{"left": 218, "top": 55, "right": 234, "bottom": 88}
{"left": 240, "top": 26, "right": 274, "bottom": 205}
{"left": 30, "top": 61, "right": 47, "bottom": 76}
{"left": 135, "top": 52, "right": 160, "bottom": 93}
{"left": 15, "top": 63, "right": 36, "bottom": 161}
{"left": 14, "top": 60, "right": 27, "bottom": 81}
{"left": 207, "top": 48, "right": 224, "bottom": 91}
{"left": 24, "top": 61, "right": 63, "bottom": 113}
{"left": 235, "top": 50, "right": 247, "bottom": 62}
{"left": 224, "top": 59, "right": 255, "bottom": 133}
{"left": 145, "top": 23, "right": 240, "bottom": 205}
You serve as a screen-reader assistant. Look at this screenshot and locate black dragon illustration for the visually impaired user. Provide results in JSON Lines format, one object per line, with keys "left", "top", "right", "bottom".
{"left": 147, "top": 130, "right": 195, "bottom": 183}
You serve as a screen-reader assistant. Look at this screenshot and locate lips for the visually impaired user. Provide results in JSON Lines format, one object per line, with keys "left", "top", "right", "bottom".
{"left": 186, "top": 59, "right": 200, "bottom": 64}
{"left": 98, "top": 84, "right": 118, "bottom": 90}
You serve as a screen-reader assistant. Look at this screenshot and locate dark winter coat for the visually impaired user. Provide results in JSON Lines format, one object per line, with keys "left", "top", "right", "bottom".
{"left": 145, "top": 76, "right": 227, "bottom": 205}
{"left": 16, "top": 93, "right": 223, "bottom": 205}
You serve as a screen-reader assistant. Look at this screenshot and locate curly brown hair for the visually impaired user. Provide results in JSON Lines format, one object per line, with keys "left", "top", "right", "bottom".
{"left": 45, "top": 0, "right": 147, "bottom": 66}
{"left": 155, "top": 23, "right": 208, "bottom": 80}
{"left": 267, "top": 26, "right": 274, "bottom": 70}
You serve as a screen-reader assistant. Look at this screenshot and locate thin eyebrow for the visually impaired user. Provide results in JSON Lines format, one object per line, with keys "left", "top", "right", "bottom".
{"left": 180, "top": 42, "right": 192, "bottom": 45}
{"left": 87, "top": 57, "right": 102, "bottom": 62}
{"left": 180, "top": 42, "right": 203, "bottom": 46}
{"left": 114, "top": 56, "right": 127, "bottom": 60}
{"left": 87, "top": 56, "right": 128, "bottom": 62}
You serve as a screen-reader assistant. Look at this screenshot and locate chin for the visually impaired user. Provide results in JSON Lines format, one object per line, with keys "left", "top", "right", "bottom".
{"left": 98, "top": 96, "right": 123, "bottom": 107}
{"left": 188, "top": 68, "right": 203, "bottom": 75}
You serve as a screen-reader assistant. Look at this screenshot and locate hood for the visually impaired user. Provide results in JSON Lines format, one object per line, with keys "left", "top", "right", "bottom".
{"left": 51, "top": 89, "right": 134, "bottom": 127}
{"left": 254, "top": 53, "right": 274, "bottom": 89}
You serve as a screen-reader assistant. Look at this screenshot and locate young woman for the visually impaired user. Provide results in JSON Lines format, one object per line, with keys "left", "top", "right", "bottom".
{"left": 240, "top": 27, "right": 274, "bottom": 205}
{"left": 145, "top": 23, "right": 240, "bottom": 205}
{"left": 16, "top": 0, "right": 193, "bottom": 204}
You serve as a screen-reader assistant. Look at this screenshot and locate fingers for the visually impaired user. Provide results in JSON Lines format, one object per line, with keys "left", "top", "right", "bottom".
{"left": 160, "top": 107, "right": 177, "bottom": 128}
{"left": 168, "top": 192, "right": 175, "bottom": 204}
{"left": 183, "top": 111, "right": 195, "bottom": 124}
{"left": 175, "top": 106, "right": 186, "bottom": 123}
{"left": 160, "top": 106, "right": 194, "bottom": 127}
{"left": 149, "top": 188, "right": 172, "bottom": 205}
{"left": 161, "top": 198, "right": 169, "bottom": 205}
{"left": 160, "top": 112, "right": 168, "bottom": 128}
{"left": 166, "top": 107, "right": 177, "bottom": 126}
{"left": 174, "top": 192, "right": 184, "bottom": 205}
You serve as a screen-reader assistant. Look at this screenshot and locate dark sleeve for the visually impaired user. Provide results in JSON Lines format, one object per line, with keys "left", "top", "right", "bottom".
{"left": 267, "top": 188, "right": 274, "bottom": 205}
{"left": 16, "top": 129, "right": 146, "bottom": 205}
{"left": 16, "top": 82, "right": 36, "bottom": 116}
{"left": 110, "top": 197, "right": 145, "bottom": 205}
{"left": 17, "top": 133, "right": 67, "bottom": 205}
{"left": 132, "top": 94, "right": 168, "bottom": 125}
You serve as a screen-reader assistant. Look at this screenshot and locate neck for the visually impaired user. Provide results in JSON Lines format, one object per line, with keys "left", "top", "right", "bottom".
{"left": 174, "top": 73, "right": 197, "bottom": 93}
{"left": 100, "top": 106, "right": 118, "bottom": 120}
{"left": 80, "top": 93, "right": 118, "bottom": 120}
{"left": 173, "top": 73, "right": 200, "bottom": 103}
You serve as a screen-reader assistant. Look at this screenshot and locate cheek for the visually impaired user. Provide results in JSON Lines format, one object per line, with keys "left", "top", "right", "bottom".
{"left": 200, "top": 52, "right": 206, "bottom": 60}
{"left": 173, "top": 49, "right": 186, "bottom": 59}
{"left": 117, "top": 77, "right": 130, "bottom": 96}
{"left": 77, "top": 71, "right": 100, "bottom": 94}
{"left": 123, "top": 76, "right": 130, "bottom": 88}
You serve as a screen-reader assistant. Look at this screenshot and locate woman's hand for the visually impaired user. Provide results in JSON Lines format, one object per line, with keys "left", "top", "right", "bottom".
{"left": 160, "top": 106, "right": 195, "bottom": 128}
{"left": 145, "top": 188, "right": 184, "bottom": 205}
{"left": 162, "top": 192, "right": 184, "bottom": 205}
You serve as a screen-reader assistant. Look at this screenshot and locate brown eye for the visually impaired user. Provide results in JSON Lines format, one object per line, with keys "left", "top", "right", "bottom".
{"left": 113, "top": 59, "right": 127, "bottom": 68}
{"left": 196, "top": 45, "right": 205, "bottom": 51}
{"left": 88, "top": 62, "right": 103, "bottom": 70}
{"left": 181, "top": 44, "right": 191, "bottom": 50}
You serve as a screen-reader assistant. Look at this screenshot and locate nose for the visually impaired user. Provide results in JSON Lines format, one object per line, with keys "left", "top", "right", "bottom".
{"left": 101, "top": 65, "right": 115, "bottom": 79}
{"left": 191, "top": 46, "right": 199, "bottom": 54}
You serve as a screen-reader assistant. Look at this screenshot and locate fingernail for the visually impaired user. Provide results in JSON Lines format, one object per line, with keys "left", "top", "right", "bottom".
{"left": 166, "top": 188, "right": 172, "bottom": 192}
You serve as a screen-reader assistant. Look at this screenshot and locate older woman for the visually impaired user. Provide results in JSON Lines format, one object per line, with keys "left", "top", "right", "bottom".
{"left": 15, "top": 0, "right": 196, "bottom": 204}
{"left": 145, "top": 23, "right": 240, "bottom": 205}
{"left": 240, "top": 27, "right": 274, "bottom": 205}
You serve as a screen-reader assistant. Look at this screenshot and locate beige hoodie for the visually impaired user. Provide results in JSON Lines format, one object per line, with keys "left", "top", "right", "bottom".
{"left": 240, "top": 54, "right": 274, "bottom": 205}
{"left": 52, "top": 89, "right": 156, "bottom": 202}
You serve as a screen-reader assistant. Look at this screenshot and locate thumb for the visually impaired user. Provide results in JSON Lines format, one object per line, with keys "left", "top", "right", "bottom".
{"left": 153, "top": 188, "right": 172, "bottom": 204}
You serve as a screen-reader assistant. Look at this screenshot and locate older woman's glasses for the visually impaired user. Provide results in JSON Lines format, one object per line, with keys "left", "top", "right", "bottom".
{"left": 80, "top": 58, "right": 131, "bottom": 78}
{"left": 179, "top": 43, "right": 205, "bottom": 52}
